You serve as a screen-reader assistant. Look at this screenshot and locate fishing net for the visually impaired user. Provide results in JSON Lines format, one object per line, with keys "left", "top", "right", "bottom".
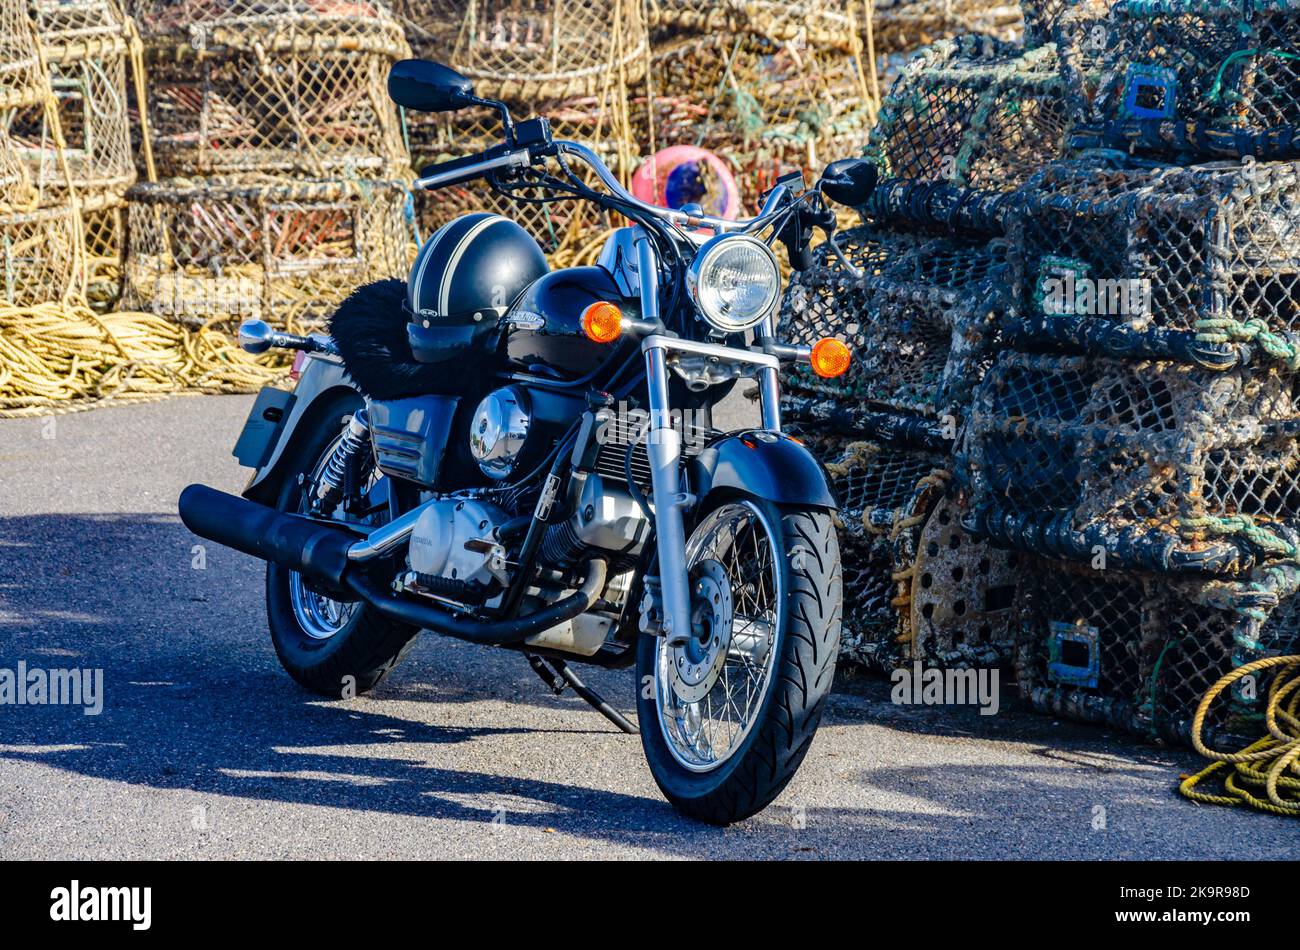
{"left": 781, "top": 224, "right": 1007, "bottom": 420}
{"left": 121, "top": 175, "right": 414, "bottom": 330}
{"left": 135, "top": 0, "right": 410, "bottom": 178}
{"left": 1072, "top": 0, "right": 1300, "bottom": 160}
{"left": 1016, "top": 556, "right": 1300, "bottom": 748}
{"left": 635, "top": 28, "right": 874, "bottom": 212}
{"left": 866, "top": 36, "right": 1071, "bottom": 190}
{"left": 1006, "top": 159, "right": 1300, "bottom": 372}
{"left": 960, "top": 350, "right": 1300, "bottom": 575}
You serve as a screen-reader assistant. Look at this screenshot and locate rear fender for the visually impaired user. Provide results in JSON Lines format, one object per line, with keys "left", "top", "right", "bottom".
{"left": 241, "top": 355, "right": 361, "bottom": 504}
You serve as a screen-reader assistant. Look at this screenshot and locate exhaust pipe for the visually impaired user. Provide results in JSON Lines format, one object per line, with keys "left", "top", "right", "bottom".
{"left": 178, "top": 483, "right": 608, "bottom": 647}
{"left": 179, "top": 484, "right": 356, "bottom": 587}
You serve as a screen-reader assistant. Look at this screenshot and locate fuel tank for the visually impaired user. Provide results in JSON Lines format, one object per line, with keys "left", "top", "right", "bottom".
{"left": 498, "top": 266, "right": 640, "bottom": 380}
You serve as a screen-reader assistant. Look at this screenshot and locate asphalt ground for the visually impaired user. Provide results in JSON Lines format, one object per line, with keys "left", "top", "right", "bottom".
{"left": 0, "top": 394, "right": 1293, "bottom": 859}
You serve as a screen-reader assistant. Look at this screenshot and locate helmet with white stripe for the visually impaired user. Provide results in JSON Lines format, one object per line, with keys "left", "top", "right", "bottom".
{"left": 405, "top": 212, "right": 548, "bottom": 365}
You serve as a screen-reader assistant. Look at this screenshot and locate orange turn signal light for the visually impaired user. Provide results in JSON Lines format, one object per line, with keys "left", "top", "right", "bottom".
{"left": 582, "top": 301, "right": 623, "bottom": 344}
{"left": 810, "top": 337, "right": 852, "bottom": 378}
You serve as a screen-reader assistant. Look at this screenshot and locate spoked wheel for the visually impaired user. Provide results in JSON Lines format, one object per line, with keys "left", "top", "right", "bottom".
{"left": 265, "top": 394, "right": 420, "bottom": 698}
{"left": 637, "top": 497, "right": 842, "bottom": 824}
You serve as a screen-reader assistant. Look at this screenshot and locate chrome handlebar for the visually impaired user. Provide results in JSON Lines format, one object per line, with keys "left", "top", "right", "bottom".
{"left": 412, "top": 138, "right": 799, "bottom": 236}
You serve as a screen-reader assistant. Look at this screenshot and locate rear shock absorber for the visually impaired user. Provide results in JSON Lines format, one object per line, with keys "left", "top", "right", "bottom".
{"left": 315, "top": 408, "right": 371, "bottom": 511}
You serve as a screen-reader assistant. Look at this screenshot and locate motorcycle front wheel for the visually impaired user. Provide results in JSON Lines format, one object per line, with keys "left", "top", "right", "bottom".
{"left": 635, "top": 497, "right": 842, "bottom": 824}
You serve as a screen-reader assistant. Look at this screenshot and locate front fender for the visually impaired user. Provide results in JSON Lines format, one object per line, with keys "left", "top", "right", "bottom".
{"left": 242, "top": 355, "right": 361, "bottom": 504}
{"left": 689, "top": 431, "right": 837, "bottom": 510}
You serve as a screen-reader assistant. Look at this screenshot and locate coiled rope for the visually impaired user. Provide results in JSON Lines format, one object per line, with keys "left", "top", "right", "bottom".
{"left": 0, "top": 302, "right": 287, "bottom": 416}
{"left": 1179, "top": 655, "right": 1300, "bottom": 817}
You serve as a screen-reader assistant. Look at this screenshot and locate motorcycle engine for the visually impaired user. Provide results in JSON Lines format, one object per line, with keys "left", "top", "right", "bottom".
{"left": 406, "top": 497, "right": 510, "bottom": 596}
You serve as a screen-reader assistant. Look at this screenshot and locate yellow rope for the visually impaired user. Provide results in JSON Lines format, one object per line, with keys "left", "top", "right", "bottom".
{"left": 1179, "top": 655, "right": 1300, "bottom": 816}
{"left": 0, "top": 301, "right": 287, "bottom": 416}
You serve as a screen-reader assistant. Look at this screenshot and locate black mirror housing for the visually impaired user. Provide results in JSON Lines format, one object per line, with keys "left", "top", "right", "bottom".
{"left": 388, "top": 59, "right": 475, "bottom": 113}
{"left": 820, "top": 158, "right": 879, "bottom": 207}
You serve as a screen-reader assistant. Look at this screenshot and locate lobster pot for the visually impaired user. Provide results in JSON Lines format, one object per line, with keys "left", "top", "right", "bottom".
{"left": 121, "top": 176, "right": 413, "bottom": 330}
{"left": 647, "top": 0, "right": 860, "bottom": 52}
{"left": 1075, "top": 0, "right": 1300, "bottom": 160}
{"left": 19, "top": 0, "right": 141, "bottom": 307}
{"left": 1015, "top": 557, "right": 1300, "bottom": 747}
{"left": 1006, "top": 160, "right": 1300, "bottom": 370}
{"left": 0, "top": 203, "right": 85, "bottom": 306}
{"left": 435, "top": 0, "right": 648, "bottom": 102}
{"left": 961, "top": 350, "right": 1300, "bottom": 575}
{"left": 866, "top": 36, "right": 1070, "bottom": 190}
{"left": 789, "top": 416, "right": 1020, "bottom": 669}
{"left": 782, "top": 226, "right": 1006, "bottom": 420}
{"left": 409, "top": 96, "right": 626, "bottom": 254}
{"left": 1019, "top": 0, "right": 1102, "bottom": 48}
{"left": 636, "top": 30, "right": 873, "bottom": 212}
{"left": 871, "top": 0, "right": 1023, "bottom": 57}
{"left": 0, "top": 0, "right": 46, "bottom": 114}
{"left": 21, "top": 1, "right": 136, "bottom": 195}
{"left": 136, "top": 0, "right": 410, "bottom": 177}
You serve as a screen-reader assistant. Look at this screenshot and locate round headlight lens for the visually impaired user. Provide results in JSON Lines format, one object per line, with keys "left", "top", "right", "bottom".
{"left": 688, "top": 235, "right": 780, "bottom": 333}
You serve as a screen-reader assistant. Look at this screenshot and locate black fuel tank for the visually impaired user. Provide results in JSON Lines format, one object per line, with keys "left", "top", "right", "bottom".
{"left": 498, "top": 266, "right": 639, "bottom": 380}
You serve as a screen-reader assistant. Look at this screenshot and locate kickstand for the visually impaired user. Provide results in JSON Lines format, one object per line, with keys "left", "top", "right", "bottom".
{"left": 525, "top": 654, "right": 637, "bottom": 734}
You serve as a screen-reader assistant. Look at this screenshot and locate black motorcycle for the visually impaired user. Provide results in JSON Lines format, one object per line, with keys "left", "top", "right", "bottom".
{"left": 179, "top": 59, "right": 875, "bottom": 824}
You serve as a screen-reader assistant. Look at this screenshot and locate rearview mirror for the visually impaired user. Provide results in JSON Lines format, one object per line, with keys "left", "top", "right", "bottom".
{"left": 820, "top": 158, "right": 878, "bottom": 207}
{"left": 388, "top": 59, "right": 475, "bottom": 113}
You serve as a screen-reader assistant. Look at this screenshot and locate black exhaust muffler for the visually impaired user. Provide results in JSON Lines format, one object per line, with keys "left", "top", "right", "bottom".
{"left": 178, "top": 484, "right": 356, "bottom": 587}
{"left": 177, "top": 484, "right": 609, "bottom": 648}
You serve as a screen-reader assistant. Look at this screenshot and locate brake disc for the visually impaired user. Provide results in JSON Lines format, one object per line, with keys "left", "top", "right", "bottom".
{"left": 665, "top": 558, "right": 734, "bottom": 704}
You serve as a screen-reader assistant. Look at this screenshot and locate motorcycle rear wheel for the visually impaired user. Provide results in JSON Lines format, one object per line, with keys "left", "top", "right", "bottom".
{"left": 266, "top": 394, "right": 420, "bottom": 698}
{"left": 636, "top": 497, "right": 842, "bottom": 824}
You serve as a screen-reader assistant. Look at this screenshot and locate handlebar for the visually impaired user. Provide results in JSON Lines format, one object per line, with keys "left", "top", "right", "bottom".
{"left": 414, "top": 138, "right": 797, "bottom": 236}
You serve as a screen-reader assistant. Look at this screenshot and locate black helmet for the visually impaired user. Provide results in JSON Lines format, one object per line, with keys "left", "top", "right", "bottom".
{"left": 406, "top": 212, "right": 548, "bottom": 364}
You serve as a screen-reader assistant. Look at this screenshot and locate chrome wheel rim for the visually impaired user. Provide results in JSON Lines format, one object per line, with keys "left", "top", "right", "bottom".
{"left": 655, "top": 500, "right": 782, "bottom": 773}
{"left": 288, "top": 573, "right": 361, "bottom": 640}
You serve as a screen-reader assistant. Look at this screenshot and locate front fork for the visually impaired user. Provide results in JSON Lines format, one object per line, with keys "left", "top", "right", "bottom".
{"left": 635, "top": 230, "right": 783, "bottom": 647}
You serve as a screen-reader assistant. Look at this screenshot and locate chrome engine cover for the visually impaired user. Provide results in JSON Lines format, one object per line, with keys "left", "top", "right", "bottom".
{"left": 469, "top": 386, "right": 530, "bottom": 480}
{"left": 408, "top": 497, "right": 509, "bottom": 588}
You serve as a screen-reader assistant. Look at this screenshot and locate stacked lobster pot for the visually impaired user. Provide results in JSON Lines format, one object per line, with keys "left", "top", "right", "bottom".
{"left": 959, "top": 155, "right": 1300, "bottom": 745}
{"left": 122, "top": 0, "right": 414, "bottom": 331}
{"left": 639, "top": 0, "right": 875, "bottom": 214}
{"left": 0, "top": 0, "right": 86, "bottom": 306}
{"left": 1069, "top": 0, "right": 1300, "bottom": 161}
{"left": 776, "top": 28, "right": 1092, "bottom": 672}
{"left": 398, "top": 0, "right": 648, "bottom": 260}
{"left": 17, "top": 0, "right": 142, "bottom": 308}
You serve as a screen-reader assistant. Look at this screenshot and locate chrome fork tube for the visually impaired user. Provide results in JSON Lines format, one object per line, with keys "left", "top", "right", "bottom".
{"left": 635, "top": 228, "right": 692, "bottom": 647}
{"left": 644, "top": 342, "right": 693, "bottom": 648}
{"left": 756, "top": 314, "right": 782, "bottom": 431}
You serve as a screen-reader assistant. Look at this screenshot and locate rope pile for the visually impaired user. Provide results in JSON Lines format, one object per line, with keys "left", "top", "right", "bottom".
{"left": 1181, "top": 655, "right": 1300, "bottom": 816}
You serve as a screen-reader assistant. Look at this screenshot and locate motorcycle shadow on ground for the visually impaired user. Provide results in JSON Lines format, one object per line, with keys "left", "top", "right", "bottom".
{"left": 0, "top": 513, "right": 1277, "bottom": 856}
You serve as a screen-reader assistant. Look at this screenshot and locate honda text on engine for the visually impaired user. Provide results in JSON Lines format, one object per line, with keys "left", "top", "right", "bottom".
{"left": 179, "top": 59, "right": 876, "bottom": 824}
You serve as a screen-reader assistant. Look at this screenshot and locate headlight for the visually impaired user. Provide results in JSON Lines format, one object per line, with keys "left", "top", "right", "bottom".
{"left": 686, "top": 234, "right": 781, "bottom": 333}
